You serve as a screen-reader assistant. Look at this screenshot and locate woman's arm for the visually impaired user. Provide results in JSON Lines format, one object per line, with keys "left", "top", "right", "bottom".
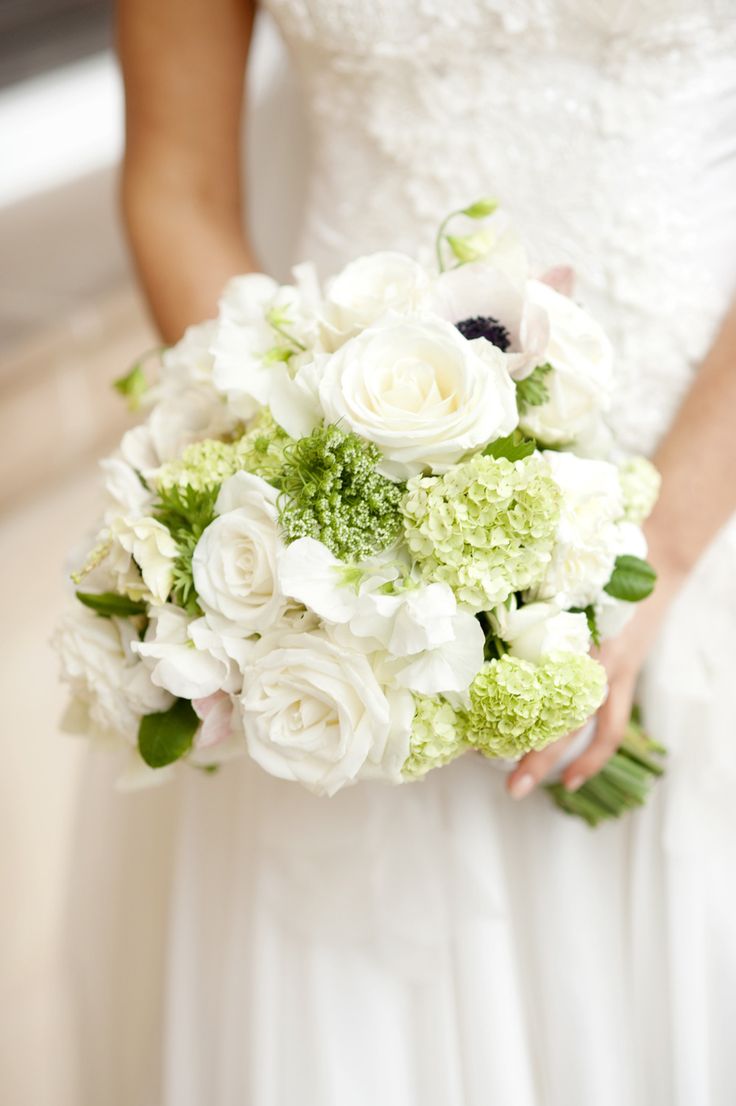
{"left": 117, "top": 0, "right": 258, "bottom": 342}
{"left": 508, "top": 295, "right": 736, "bottom": 798}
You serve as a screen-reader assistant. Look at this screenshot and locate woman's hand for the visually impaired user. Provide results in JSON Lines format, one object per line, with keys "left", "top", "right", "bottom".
{"left": 506, "top": 539, "right": 685, "bottom": 800}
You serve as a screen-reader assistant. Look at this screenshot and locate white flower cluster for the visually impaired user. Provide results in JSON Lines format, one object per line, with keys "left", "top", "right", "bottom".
{"left": 55, "top": 207, "right": 659, "bottom": 795}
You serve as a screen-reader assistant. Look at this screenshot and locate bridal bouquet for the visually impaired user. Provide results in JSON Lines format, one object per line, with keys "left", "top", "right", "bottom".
{"left": 55, "top": 200, "right": 665, "bottom": 821}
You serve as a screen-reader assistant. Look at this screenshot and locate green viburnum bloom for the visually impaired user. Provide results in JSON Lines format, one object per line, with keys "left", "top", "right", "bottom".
{"left": 278, "top": 423, "right": 403, "bottom": 560}
{"left": 401, "top": 453, "right": 561, "bottom": 610}
{"left": 402, "top": 695, "right": 468, "bottom": 780}
{"left": 156, "top": 410, "right": 291, "bottom": 491}
{"left": 619, "top": 456, "right": 661, "bottom": 525}
{"left": 466, "top": 652, "right": 607, "bottom": 758}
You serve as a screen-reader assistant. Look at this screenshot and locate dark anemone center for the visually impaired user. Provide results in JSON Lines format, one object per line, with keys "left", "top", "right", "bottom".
{"left": 455, "top": 315, "right": 511, "bottom": 351}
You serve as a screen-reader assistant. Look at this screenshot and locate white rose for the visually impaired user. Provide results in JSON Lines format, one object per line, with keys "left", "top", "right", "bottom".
{"left": 317, "top": 315, "right": 519, "bottom": 480}
{"left": 533, "top": 451, "right": 624, "bottom": 608}
{"left": 192, "top": 471, "right": 287, "bottom": 633}
{"left": 520, "top": 280, "right": 614, "bottom": 446}
{"left": 321, "top": 251, "right": 430, "bottom": 349}
{"left": 211, "top": 272, "right": 317, "bottom": 416}
{"left": 493, "top": 600, "right": 591, "bottom": 662}
{"left": 53, "top": 607, "right": 172, "bottom": 743}
{"left": 107, "top": 515, "right": 178, "bottom": 603}
{"left": 239, "top": 627, "right": 413, "bottom": 795}
{"left": 133, "top": 604, "right": 252, "bottom": 699}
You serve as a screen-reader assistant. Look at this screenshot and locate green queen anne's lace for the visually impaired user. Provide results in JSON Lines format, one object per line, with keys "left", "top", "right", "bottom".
{"left": 401, "top": 453, "right": 561, "bottom": 610}
{"left": 467, "top": 652, "right": 607, "bottom": 759}
{"left": 278, "top": 424, "right": 403, "bottom": 560}
{"left": 402, "top": 695, "right": 468, "bottom": 780}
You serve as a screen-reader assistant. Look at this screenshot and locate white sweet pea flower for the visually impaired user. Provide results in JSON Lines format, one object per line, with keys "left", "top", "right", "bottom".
{"left": 492, "top": 600, "right": 591, "bottom": 663}
{"left": 277, "top": 537, "right": 401, "bottom": 625}
{"left": 211, "top": 273, "right": 317, "bottom": 416}
{"left": 148, "top": 384, "right": 238, "bottom": 464}
{"left": 107, "top": 515, "right": 178, "bottom": 604}
{"left": 53, "top": 607, "right": 172, "bottom": 744}
{"left": 317, "top": 315, "right": 519, "bottom": 480}
{"left": 320, "top": 251, "right": 430, "bottom": 349}
{"left": 132, "top": 604, "right": 249, "bottom": 699}
{"left": 520, "top": 280, "right": 614, "bottom": 446}
{"left": 99, "top": 456, "right": 154, "bottom": 520}
{"left": 158, "top": 320, "right": 218, "bottom": 391}
{"left": 239, "top": 626, "right": 413, "bottom": 795}
{"left": 430, "top": 262, "right": 549, "bottom": 380}
{"left": 192, "top": 472, "right": 288, "bottom": 634}
{"left": 388, "top": 608, "right": 485, "bottom": 695}
{"left": 532, "top": 451, "right": 624, "bottom": 609}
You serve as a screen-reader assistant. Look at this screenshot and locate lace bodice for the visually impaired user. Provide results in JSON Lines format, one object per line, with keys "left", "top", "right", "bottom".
{"left": 261, "top": 0, "right": 736, "bottom": 453}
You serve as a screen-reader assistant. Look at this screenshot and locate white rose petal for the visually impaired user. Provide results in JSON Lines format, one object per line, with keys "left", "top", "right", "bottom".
{"left": 318, "top": 315, "right": 519, "bottom": 480}
{"left": 192, "top": 472, "right": 287, "bottom": 633}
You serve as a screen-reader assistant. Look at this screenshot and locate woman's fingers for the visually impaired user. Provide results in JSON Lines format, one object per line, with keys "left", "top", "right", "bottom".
{"left": 506, "top": 728, "right": 580, "bottom": 799}
{"left": 561, "top": 674, "right": 635, "bottom": 790}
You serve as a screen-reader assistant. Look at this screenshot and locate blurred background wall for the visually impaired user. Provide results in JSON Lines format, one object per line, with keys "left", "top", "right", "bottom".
{"left": 0, "top": 4, "right": 305, "bottom": 1101}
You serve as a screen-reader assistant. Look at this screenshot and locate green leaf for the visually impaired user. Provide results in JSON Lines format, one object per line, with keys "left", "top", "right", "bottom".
{"left": 570, "top": 603, "right": 601, "bottom": 648}
{"left": 483, "top": 430, "right": 537, "bottom": 462}
{"left": 516, "top": 362, "right": 553, "bottom": 413}
{"left": 461, "top": 197, "right": 499, "bottom": 219}
{"left": 138, "top": 698, "right": 199, "bottom": 769}
{"left": 603, "top": 555, "right": 657, "bottom": 602}
{"left": 76, "top": 590, "right": 147, "bottom": 618}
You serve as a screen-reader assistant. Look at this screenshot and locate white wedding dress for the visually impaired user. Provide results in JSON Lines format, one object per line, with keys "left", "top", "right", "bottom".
{"left": 67, "top": 2, "right": 736, "bottom": 1104}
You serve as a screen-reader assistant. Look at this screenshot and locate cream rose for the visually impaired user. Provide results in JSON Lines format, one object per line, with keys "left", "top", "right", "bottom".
{"left": 520, "top": 279, "right": 614, "bottom": 446}
{"left": 239, "top": 627, "right": 413, "bottom": 795}
{"left": 321, "top": 251, "right": 430, "bottom": 348}
{"left": 317, "top": 315, "right": 519, "bottom": 479}
{"left": 192, "top": 471, "right": 287, "bottom": 633}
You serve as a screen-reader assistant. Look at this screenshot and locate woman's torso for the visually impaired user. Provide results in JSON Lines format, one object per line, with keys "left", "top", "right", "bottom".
{"left": 260, "top": 0, "right": 736, "bottom": 454}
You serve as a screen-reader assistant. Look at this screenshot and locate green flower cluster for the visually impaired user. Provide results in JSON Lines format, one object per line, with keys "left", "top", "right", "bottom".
{"left": 401, "top": 453, "right": 561, "bottom": 610}
{"left": 619, "top": 456, "right": 661, "bottom": 525}
{"left": 466, "top": 652, "right": 607, "bottom": 758}
{"left": 402, "top": 695, "right": 468, "bottom": 780}
{"left": 156, "top": 410, "right": 291, "bottom": 491}
{"left": 278, "top": 423, "right": 403, "bottom": 560}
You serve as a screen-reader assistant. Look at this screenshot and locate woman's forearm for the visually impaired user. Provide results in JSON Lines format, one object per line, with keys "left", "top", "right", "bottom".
{"left": 122, "top": 176, "right": 257, "bottom": 342}
{"left": 646, "top": 296, "right": 736, "bottom": 581}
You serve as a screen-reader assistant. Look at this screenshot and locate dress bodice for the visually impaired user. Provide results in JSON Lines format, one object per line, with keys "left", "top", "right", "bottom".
{"left": 260, "top": 0, "right": 736, "bottom": 454}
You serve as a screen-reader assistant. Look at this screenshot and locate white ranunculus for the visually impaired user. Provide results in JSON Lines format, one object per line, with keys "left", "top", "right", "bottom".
{"left": 53, "top": 607, "right": 172, "bottom": 743}
{"left": 493, "top": 600, "right": 591, "bottom": 662}
{"left": 595, "top": 521, "right": 649, "bottom": 640}
{"left": 317, "top": 315, "right": 519, "bottom": 480}
{"left": 520, "top": 279, "right": 614, "bottom": 446}
{"left": 107, "top": 515, "right": 179, "bottom": 603}
{"left": 533, "top": 451, "right": 624, "bottom": 609}
{"left": 211, "top": 272, "right": 317, "bottom": 416}
{"left": 321, "top": 251, "right": 430, "bottom": 349}
{"left": 133, "top": 605, "right": 249, "bottom": 699}
{"left": 429, "top": 262, "right": 549, "bottom": 380}
{"left": 239, "top": 627, "right": 413, "bottom": 795}
{"left": 192, "top": 471, "right": 287, "bottom": 633}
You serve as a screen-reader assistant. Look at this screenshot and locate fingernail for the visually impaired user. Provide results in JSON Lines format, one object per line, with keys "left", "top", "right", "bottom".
{"left": 509, "top": 773, "right": 535, "bottom": 800}
{"left": 566, "top": 775, "right": 584, "bottom": 792}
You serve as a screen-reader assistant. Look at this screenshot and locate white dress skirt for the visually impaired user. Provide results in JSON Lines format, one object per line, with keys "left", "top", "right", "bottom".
{"left": 65, "top": 2, "right": 736, "bottom": 1103}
